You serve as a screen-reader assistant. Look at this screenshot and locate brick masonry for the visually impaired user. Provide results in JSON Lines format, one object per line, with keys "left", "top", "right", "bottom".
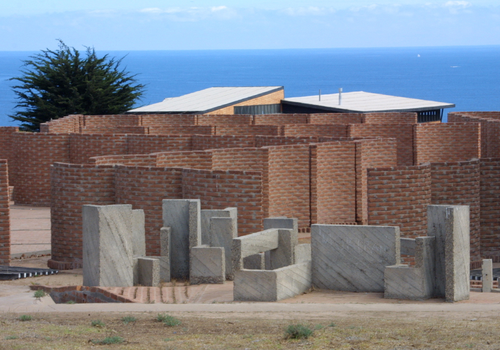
{"left": 479, "top": 158, "right": 500, "bottom": 259}
{"left": 0, "top": 160, "right": 10, "bottom": 266}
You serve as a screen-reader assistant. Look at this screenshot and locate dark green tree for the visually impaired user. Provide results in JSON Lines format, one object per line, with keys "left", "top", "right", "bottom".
{"left": 10, "top": 41, "right": 144, "bottom": 131}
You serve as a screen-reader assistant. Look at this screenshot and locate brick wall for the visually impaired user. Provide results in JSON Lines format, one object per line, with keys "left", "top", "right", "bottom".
{"left": 284, "top": 124, "right": 349, "bottom": 138}
{"left": 214, "top": 125, "right": 282, "bottom": 136}
{"left": 69, "top": 134, "right": 128, "bottom": 164}
{"left": 355, "top": 138, "right": 399, "bottom": 224}
{"left": 310, "top": 141, "right": 356, "bottom": 225}
{"left": 253, "top": 114, "right": 309, "bottom": 125}
{"left": 363, "top": 112, "right": 417, "bottom": 124}
{"left": 267, "top": 144, "right": 311, "bottom": 229}
{"left": 140, "top": 114, "right": 196, "bottom": 127}
{"left": 0, "top": 160, "right": 10, "bottom": 266}
{"left": 196, "top": 115, "right": 252, "bottom": 126}
{"left": 148, "top": 125, "right": 213, "bottom": 135}
{"left": 191, "top": 135, "right": 255, "bottom": 150}
{"left": 83, "top": 114, "right": 140, "bottom": 128}
{"left": 115, "top": 166, "right": 184, "bottom": 256}
{"left": 480, "top": 158, "right": 500, "bottom": 259}
{"left": 309, "top": 113, "right": 364, "bottom": 124}
{"left": 41, "top": 115, "right": 83, "bottom": 133}
{"left": 126, "top": 135, "right": 192, "bottom": 154}
{"left": 156, "top": 151, "right": 213, "bottom": 170}
{"left": 82, "top": 126, "right": 149, "bottom": 134}
{"left": 349, "top": 124, "right": 414, "bottom": 166}
{"left": 430, "top": 160, "right": 481, "bottom": 261}
{"left": 11, "top": 133, "right": 70, "bottom": 206}
{"left": 414, "top": 123, "right": 480, "bottom": 164}
{"left": 449, "top": 113, "right": 500, "bottom": 158}
{"left": 255, "top": 136, "right": 319, "bottom": 147}
{"left": 90, "top": 154, "right": 158, "bottom": 167}
{"left": 367, "top": 164, "right": 431, "bottom": 238}
{"left": 182, "top": 168, "right": 263, "bottom": 235}
{"left": 211, "top": 148, "right": 267, "bottom": 173}
{"left": 0, "top": 128, "right": 20, "bottom": 178}
{"left": 49, "top": 163, "right": 116, "bottom": 269}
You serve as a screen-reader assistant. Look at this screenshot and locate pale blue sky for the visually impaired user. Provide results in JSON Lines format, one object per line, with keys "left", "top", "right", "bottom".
{"left": 1, "top": 1, "right": 499, "bottom": 50}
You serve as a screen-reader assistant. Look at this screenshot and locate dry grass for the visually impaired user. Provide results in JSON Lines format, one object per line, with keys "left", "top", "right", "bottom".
{"left": 0, "top": 312, "right": 498, "bottom": 349}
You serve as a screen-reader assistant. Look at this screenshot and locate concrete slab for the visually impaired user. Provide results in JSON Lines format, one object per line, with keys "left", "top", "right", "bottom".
{"left": 231, "top": 229, "right": 280, "bottom": 272}
{"left": 482, "top": 259, "right": 493, "bottom": 293}
{"left": 190, "top": 246, "right": 225, "bottom": 285}
{"left": 137, "top": 257, "right": 160, "bottom": 287}
{"left": 210, "top": 216, "right": 237, "bottom": 279}
{"left": 201, "top": 208, "right": 237, "bottom": 245}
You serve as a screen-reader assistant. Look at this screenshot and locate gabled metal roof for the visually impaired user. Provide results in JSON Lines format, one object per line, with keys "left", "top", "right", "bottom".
{"left": 282, "top": 91, "right": 455, "bottom": 113}
{"left": 129, "top": 86, "right": 283, "bottom": 114}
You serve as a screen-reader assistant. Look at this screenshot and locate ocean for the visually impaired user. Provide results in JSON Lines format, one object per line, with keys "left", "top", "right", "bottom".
{"left": 0, "top": 45, "right": 499, "bottom": 126}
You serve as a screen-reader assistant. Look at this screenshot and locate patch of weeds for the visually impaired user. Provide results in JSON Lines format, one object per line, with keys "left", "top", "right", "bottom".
{"left": 91, "top": 320, "right": 105, "bottom": 328}
{"left": 34, "top": 289, "right": 46, "bottom": 299}
{"left": 314, "top": 324, "right": 324, "bottom": 330}
{"left": 284, "top": 324, "right": 314, "bottom": 340}
{"left": 5, "top": 335, "right": 18, "bottom": 340}
{"left": 91, "top": 336, "right": 124, "bottom": 345}
{"left": 157, "top": 314, "right": 181, "bottom": 327}
{"left": 19, "top": 315, "right": 32, "bottom": 322}
{"left": 164, "top": 338, "right": 174, "bottom": 342}
{"left": 328, "top": 322, "right": 336, "bottom": 327}
{"left": 66, "top": 300, "right": 76, "bottom": 304}
{"left": 121, "top": 316, "right": 137, "bottom": 324}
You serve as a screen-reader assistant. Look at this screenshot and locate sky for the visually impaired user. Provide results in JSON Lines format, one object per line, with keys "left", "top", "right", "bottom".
{"left": 0, "top": 1, "right": 499, "bottom": 51}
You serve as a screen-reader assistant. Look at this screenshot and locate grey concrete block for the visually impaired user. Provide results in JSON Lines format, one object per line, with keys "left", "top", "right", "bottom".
{"left": 131, "top": 209, "right": 146, "bottom": 257}
{"left": 162, "top": 199, "right": 200, "bottom": 280}
{"left": 233, "top": 261, "right": 312, "bottom": 301}
{"left": 264, "top": 217, "right": 298, "bottom": 234}
{"left": 482, "top": 259, "right": 493, "bottom": 293}
{"left": 243, "top": 253, "right": 265, "bottom": 269}
{"left": 83, "top": 205, "right": 135, "bottom": 287}
{"left": 428, "top": 205, "right": 470, "bottom": 302}
{"left": 232, "top": 229, "right": 280, "bottom": 272}
{"left": 312, "top": 224, "right": 400, "bottom": 292}
{"left": 137, "top": 257, "right": 160, "bottom": 287}
{"left": 384, "top": 236, "right": 436, "bottom": 300}
{"left": 159, "top": 227, "right": 171, "bottom": 282}
{"left": 210, "top": 216, "right": 237, "bottom": 279}
{"left": 400, "top": 238, "right": 416, "bottom": 256}
{"left": 270, "top": 229, "right": 297, "bottom": 269}
{"left": 150, "top": 256, "right": 170, "bottom": 283}
{"left": 201, "top": 207, "right": 237, "bottom": 245}
{"left": 295, "top": 244, "right": 311, "bottom": 263}
{"left": 190, "top": 246, "right": 225, "bottom": 284}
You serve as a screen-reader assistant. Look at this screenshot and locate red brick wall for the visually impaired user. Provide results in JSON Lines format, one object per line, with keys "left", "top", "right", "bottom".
{"left": 414, "top": 123, "right": 480, "bottom": 164}
{"left": 430, "top": 160, "right": 481, "bottom": 261}
{"left": 0, "top": 128, "right": 19, "bottom": 178}
{"left": 363, "top": 112, "right": 417, "bottom": 124}
{"left": 140, "top": 114, "right": 196, "bottom": 126}
{"left": 254, "top": 114, "right": 308, "bottom": 125}
{"left": 284, "top": 124, "right": 349, "bottom": 138}
{"left": 367, "top": 164, "right": 431, "bottom": 238}
{"left": 83, "top": 114, "right": 140, "bottom": 128}
{"left": 41, "top": 115, "right": 83, "bottom": 133}
{"left": 49, "top": 163, "right": 116, "bottom": 269}
{"left": 82, "top": 126, "right": 149, "bottom": 134}
{"left": 349, "top": 124, "right": 414, "bottom": 166}
{"left": 156, "top": 151, "right": 213, "bottom": 170}
{"left": 0, "top": 160, "right": 10, "bottom": 266}
{"left": 126, "top": 135, "right": 192, "bottom": 154}
{"left": 211, "top": 148, "right": 267, "bottom": 172}
{"left": 196, "top": 115, "right": 252, "bottom": 126}
{"left": 115, "top": 166, "right": 184, "bottom": 256}
{"left": 191, "top": 135, "right": 255, "bottom": 150}
{"left": 215, "top": 125, "right": 282, "bottom": 136}
{"left": 11, "top": 133, "right": 70, "bottom": 206}
{"left": 449, "top": 113, "right": 500, "bottom": 158}
{"left": 355, "top": 138, "right": 399, "bottom": 224}
{"left": 480, "top": 158, "right": 500, "bottom": 259}
{"left": 90, "top": 154, "right": 158, "bottom": 167}
{"left": 255, "top": 136, "right": 319, "bottom": 147}
{"left": 311, "top": 141, "right": 356, "bottom": 225}
{"left": 69, "top": 134, "right": 128, "bottom": 164}
{"left": 267, "top": 144, "right": 311, "bottom": 229}
{"left": 182, "top": 168, "right": 263, "bottom": 235}
{"left": 148, "top": 125, "right": 213, "bottom": 135}
{"left": 309, "top": 113, "right": 364, "bottom": 124}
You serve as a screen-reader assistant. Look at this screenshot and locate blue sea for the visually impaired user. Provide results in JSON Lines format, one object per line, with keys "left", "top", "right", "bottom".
{"left": 0, "top": 46, "right": 499, "bottom": 126}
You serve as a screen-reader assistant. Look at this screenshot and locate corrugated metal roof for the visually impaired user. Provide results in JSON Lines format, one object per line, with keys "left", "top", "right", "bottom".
{"left": 129, "top": 86, "right": 283, "bottom": 113}
{"left": 283, "top": 91, "right": 455, "bottom": 113}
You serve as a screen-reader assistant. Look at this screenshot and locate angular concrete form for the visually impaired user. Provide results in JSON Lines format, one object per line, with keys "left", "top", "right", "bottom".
{"left": 137, "top": 257, "right": 160, "bottom": 287}
{"left": 482, "top": 259, "right": 493, "bottom": 293}
{"left": 231, "top": 229, "right": 280, "bottom": 272}
{"left": 428, "top": 205, "right": 470, "bottom": 302}
{"left": 162, "top": 199, "right": 201, "bottom": 280}
{"left": 131, "top": 210, "right": 146, "bottom": 257}
{"left": 269, "top": 229, "right": 298, "bottom": 270}
{"left": 243, "top": 253, "right": 265, "bottom": 269}
{"left": 201, "top": 207, "right": 237, "bottom": 245}
{"left": 312, "top": 225, "right": 400, "bottom": 292}
{"left": 210, "top": 215, "right": 237, "bottom": 279}
{"left": 83, "top": 205, "right": 141, "bottom": 287}
{"left": 234, "top": 261, "right": 312, "bottom": 301}
{"left": 384, "top": 236, "right": 435, "bottom": 300}
{"left": 190, "top": 246, "right": 225, "bottom": 284}
{"left": 295, "top": 243, "right": 312, "bottom": 263}
{"left": 264, "top": 217, "right": 298, "bottom": 234}
{"left": 159, "top": 227, "right": 171, "bottom": 282}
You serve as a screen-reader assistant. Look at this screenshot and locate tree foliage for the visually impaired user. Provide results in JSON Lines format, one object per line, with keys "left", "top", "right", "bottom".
{"left": 10, "top": 41, "right": 144, "bottom": 131}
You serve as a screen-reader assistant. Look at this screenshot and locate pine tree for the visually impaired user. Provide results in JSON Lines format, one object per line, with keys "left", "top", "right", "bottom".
{"left": 10, "top": 41, "right": 144, "bottom": 131}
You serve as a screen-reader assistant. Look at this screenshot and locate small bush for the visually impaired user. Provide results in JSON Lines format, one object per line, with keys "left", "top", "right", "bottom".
{"left": 5, "top": 335, "right": 18, "bottom": 340}
{"left": 66, "top": 300, "right": 76, "bottom": 304}
{"left": 157, "top": 314, "right": 181, "bottom": 327}
{"left": 91, "top": 336, "right": 124, "bottom": 345}
{"left": 285, "top": 324, "right": 314, "bottom": 340}
{"left": 19, "top": 315, "right": 32, "bottom": 322}
{"left": 33, "top": 289, "right": 46, "bottom": 299}
{"left": 122, "top": 316, "right": 137, "bottom": 324}
{"left": 91, "top": 320, "right": 105, "bottom": 328}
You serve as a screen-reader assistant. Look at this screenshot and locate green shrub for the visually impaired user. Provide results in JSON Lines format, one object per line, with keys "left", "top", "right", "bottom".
{"left": 19, "top": 315, "right": 32, "bottom": 322}
{"left": 91, "top": 336, "right": 124, "bottom": 345}
{"left": 156, "top": 314, "right": 181, "bottom": 327}
{"left": 284, "top": 324, "right": 314, "bottom": 340}
{"left": 91, "top": 319, "right": 105, "bottom": 328}
{"left": 122, "top": 316, "right": 137, "bottom": 324}
{"left": 33, "top": 289, "right": 46, "bottom": 298}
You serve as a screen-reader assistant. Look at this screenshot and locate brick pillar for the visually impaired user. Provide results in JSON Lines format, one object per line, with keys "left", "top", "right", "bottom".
{"left": 0, "top": 160, "right": 11, "bottom": 266}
